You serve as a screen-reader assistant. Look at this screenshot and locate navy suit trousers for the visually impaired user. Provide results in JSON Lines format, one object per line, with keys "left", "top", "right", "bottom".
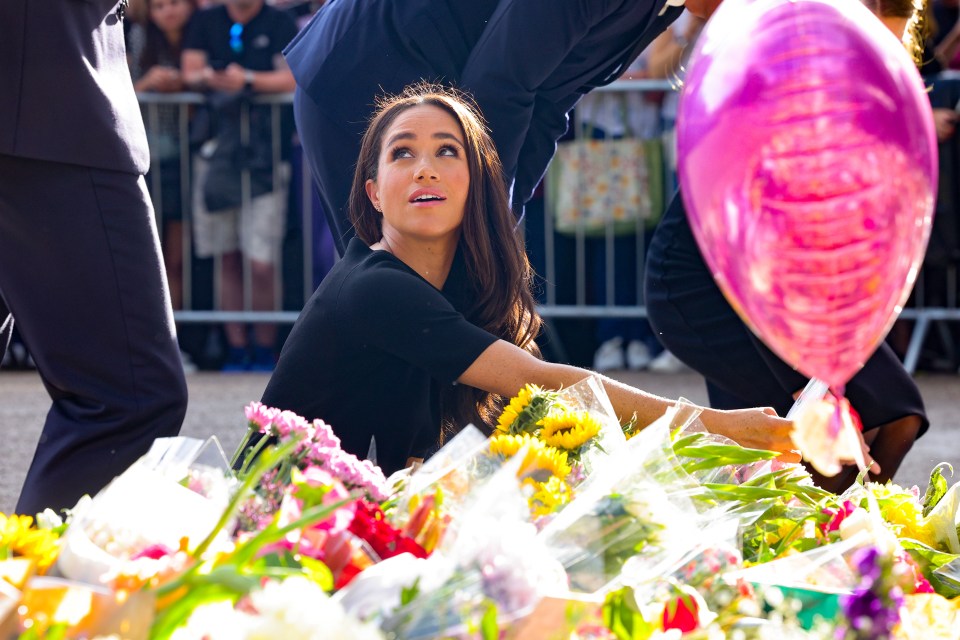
{"left": 0, "top": 153, "right": 187, "bottom": 515}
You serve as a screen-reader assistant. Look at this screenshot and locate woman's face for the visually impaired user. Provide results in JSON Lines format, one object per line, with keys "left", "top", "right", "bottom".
{"left": 365, "top": 104, "right": 470, "bottom": 245}
{"left": 150, "top": 0, "right": 193, "bottom": 35}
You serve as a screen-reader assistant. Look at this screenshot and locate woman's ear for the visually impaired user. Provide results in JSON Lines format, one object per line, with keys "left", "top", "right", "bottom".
{"left": 365, "top": 178, "right": 381, "bottom": 212}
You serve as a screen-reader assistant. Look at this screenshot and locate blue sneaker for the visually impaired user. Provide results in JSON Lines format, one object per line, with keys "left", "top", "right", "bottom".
{"left": 221, "top": 346, "right": 249, "bottom": 372}
{"left": 249, "top": 345, "right": 276, "bottom": 372}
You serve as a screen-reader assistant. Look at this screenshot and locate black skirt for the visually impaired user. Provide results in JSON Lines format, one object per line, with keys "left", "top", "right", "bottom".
{"left": 644, "top": 192, "right": 928, "bottom": 436}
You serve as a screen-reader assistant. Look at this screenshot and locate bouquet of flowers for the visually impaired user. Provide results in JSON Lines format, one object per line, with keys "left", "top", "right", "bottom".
{"left": 339, "top": 454, "right": 567, "bottom": 639}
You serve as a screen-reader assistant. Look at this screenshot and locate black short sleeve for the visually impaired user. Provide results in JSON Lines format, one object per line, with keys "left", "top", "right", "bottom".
{"left": 337, "top": 258, "right": 498, "bottom": 384}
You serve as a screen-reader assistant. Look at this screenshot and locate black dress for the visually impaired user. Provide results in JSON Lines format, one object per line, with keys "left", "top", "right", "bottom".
{"left": 645, "top": 193, "right": 929, "bottom": 435}
{"left": 261, "top": 238, "right": 498, "bottom": 474}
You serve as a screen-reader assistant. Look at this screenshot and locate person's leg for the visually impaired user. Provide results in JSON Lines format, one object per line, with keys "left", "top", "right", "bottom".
{"left": 250, "top": 258, "right": 278, "bottom": 354}
{"left": 830, "top": 342, "right": 927, "bottom": 486}
{"left": 648, "top": 194, "right": 927, "bottom": 492}
{"left": 164, "top": 220, "right": 185, "bottom": 311}
{"left": 219, "top": 250, "right": 247, "bottom": 353}
{"left": 645, "top": 193, "right": 799, "bottom": 414}
{"left": 191, "top": 155, "right": 246, "bottom": 367}
{"left": 242, "top": 173, "right": 289, "bottom": 369}
{"left": 0, "top": 155, "right": 187, "bottom": 515}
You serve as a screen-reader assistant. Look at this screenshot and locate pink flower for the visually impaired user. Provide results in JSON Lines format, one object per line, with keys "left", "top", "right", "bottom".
{"left": 245, "top": 402, "right": 282, "bottom": 434}
{"left": 131, "top": 543, "right": 178, "bottom": 560}
{"left": 820, "top": 500, "right": 859, "bottom": 535}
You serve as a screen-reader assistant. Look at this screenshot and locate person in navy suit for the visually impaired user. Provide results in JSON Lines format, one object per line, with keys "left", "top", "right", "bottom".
{"left": 284, "top": 0, "right": 688, "bottom": 256}
{"left": 0, "top": 0, "right": 189, "bottom": 515}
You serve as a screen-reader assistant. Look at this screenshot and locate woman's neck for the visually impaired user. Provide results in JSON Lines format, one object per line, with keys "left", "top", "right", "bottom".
{"left": 374, "top": 233, "right": 459, "bottom": 289}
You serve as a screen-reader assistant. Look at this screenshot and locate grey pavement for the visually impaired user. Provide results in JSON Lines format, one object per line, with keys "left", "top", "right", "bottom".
{"left": 2, "top": 370, "right": 958, "bottom": 514}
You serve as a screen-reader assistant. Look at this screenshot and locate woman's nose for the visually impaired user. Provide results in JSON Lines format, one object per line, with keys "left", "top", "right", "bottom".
{"left": 415, "top": 161, "right": 438, "bottom": 181}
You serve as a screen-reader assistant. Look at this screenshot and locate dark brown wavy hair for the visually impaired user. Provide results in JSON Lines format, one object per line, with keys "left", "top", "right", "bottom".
{"left": 862, "top": 0, "right": 927, "bottom": 64}
{"left": 348, "top": 83, "right": 542, "bottom": 439}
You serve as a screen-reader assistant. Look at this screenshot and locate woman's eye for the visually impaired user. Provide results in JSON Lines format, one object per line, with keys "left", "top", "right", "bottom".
{"left": 390, "top": 147, "right": 413, "bottom": 160}
{"left": 438, "top": 145, "right": 459, "bottom": 157}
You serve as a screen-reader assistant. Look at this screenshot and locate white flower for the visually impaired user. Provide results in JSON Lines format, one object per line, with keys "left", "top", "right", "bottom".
{"left": 170, "top": 600, "right": 253, "bottom": 640}
{"left": 246, "top": 577, "right": 384, "bottom": 640}
{"left": 36, "top": 508, "right": 64, "bottom": 530}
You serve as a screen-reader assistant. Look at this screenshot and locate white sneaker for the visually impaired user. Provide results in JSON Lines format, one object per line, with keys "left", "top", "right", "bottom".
{"left": 593, "top": 337, "right": 625, "bottom": 372}
{"left": 647, "top": 350, "right": 690, "bottom": 374}
{"left": 626, "top": 340, "right": 652, "bottom": 370}
{"left": 180, "top": 350, "right": 198, "bottom": 374}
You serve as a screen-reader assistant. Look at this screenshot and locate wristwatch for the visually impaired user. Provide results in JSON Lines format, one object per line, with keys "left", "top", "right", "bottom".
{"left": 244, "top": 69, "right": 255, "bottom": 91}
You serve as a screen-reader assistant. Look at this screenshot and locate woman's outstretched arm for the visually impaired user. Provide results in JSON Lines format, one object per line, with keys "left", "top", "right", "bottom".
{"left": 459, "top": 339, "right": 801, "bottom": 461}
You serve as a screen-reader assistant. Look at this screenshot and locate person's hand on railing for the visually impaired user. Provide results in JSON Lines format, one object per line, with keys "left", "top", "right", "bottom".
{"left": 204, "top": 62, "right": 248, "bottom": 94}
{"left": 134, "top": 66, "right": 183, "bottom": 93}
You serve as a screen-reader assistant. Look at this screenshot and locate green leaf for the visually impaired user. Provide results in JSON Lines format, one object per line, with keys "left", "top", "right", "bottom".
{"left": 900, "top": 539, "right": 959, "bottom": 570}
{"left": 299, "top": 555, "right": 334, "bottom": 592}
{"left": 602, "top": 587, "right": 655, "bottom": 640}
{"left": 480, "top": 601, "right": 499, "bottom": 640}
{"left": 702, "top": 484, "right": 794, "bottom": 501}
{"left": 400, "top": 577, "right": 422, "bottom": 606}
{"left": 922, "top": 463, "right": 953, "bottom": 517}
{"left": 150, "top": 586, "right": 238, "bottom": 640}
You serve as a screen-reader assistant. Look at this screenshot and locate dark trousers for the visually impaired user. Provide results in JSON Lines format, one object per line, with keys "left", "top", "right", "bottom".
{"left": 294, "top": 88, "right": 360, "bottom": 257}
{"left": 0, "top": 154, "right": 188, "bottom": 515}
{"left": 645, "top": 192, "right": 928, "bottom": 434}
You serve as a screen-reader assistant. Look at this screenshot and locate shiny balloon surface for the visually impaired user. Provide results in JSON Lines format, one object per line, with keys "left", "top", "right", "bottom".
{"left": 678, "top": 0, "right": 937, "bottom": 388}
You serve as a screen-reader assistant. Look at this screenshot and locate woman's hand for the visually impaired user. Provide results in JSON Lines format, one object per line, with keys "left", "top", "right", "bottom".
{"left": 933, "top": 108, "right": 958, "bottom": 142}
{"left": 700, "top": 407, "right": 801, "bottom": 463}
{"left": 137, "top": 66, "right": 183, "bottom": 92}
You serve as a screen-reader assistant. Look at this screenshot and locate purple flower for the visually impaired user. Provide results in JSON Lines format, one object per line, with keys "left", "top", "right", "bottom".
{"left": 838, "top": 546, "right": 904, "bottom": 640}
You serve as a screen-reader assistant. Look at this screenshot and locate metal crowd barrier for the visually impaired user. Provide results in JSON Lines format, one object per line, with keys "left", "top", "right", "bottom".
{"left": 138, "top": 91, "right": 306, "bottom": 326}
{"left": 139, "top": 82, "right": 959, "bottom": 374}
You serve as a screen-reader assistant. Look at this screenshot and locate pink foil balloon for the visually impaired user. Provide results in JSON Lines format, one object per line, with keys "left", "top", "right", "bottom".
{"left": 677, "top": 0, "right": 937, "bottom": 390}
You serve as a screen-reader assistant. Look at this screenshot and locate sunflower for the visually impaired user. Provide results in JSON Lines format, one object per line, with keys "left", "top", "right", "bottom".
{"left": 0, "top": 513, "right": 61, "bottom": 571}
{"left": 488, "top": 433, "right": 572, "bottom": 481}
{"left": 524, "top": 476, "right": 572, "bottom": 519}
{"left": 540, "top": 410, "right": 602, "bottom": 452}
{"left": 495, "top": 384, "right": 558, "bottom": 435}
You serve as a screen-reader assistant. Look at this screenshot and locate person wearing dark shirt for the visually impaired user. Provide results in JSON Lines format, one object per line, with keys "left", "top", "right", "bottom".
{"left": 283, "top": 0, "right": 687, "bottom": 256}
{"left": 257, "top": 85, "right": 802, "bottom": 476}
{"left": 182, "top": 0, "right": 298, "bottom": 370}
{"left": 0, "top": 0, "right": 188, "bottom": 514}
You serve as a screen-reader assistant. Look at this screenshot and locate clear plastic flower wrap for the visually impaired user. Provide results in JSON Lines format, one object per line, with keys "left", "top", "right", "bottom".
{"left": 386, "top": 425, "right": 505, "bottom": 544}
{"left": 338, "top": 452, "right": 567, "bottom": 639}
{"left": 537, "top": 405, "right": 709, "bottom": 595}
{"left": 56, "top": 437, "right": 238, "bottom": 585}
{"left": 549, "top": 375, "right": 627, "bottom": 476}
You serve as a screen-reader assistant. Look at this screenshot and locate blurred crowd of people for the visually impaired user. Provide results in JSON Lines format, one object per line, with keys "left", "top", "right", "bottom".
{"left": 4, "top": 0, "right": 959, "bottom": 375}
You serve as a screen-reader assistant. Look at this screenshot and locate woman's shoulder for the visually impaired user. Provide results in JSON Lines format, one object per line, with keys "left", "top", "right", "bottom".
{"left": 332, "top": 240, "right": 439, "bottom": 302}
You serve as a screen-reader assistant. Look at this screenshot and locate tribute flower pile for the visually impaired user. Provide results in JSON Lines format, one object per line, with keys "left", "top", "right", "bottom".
{"left": 0, "top": 377, "right": 958, "bottom": 638}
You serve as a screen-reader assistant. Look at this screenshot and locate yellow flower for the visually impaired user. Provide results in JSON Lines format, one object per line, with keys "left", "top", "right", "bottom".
{"left": 489, "top": 433, "right": 572, "bottom": 480}
{"left": 524, "top": 476, "right": 572, "bottom": 518}
{"left": 868, "top": 483, "right": 941, "bottom": 549}
{"left": 540, "top": 410, "right": 602, "bottom": 452}
{"left": 0, "top": 513, "right": 60, "bottom": 571}
{"left": 496, "top": 384, "right": 539, "bottom": 432}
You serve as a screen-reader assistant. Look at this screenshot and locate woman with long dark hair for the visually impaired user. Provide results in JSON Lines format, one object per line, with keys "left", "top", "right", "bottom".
{"left": 258, "top": 84, "right": 799, "bottom": 475}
